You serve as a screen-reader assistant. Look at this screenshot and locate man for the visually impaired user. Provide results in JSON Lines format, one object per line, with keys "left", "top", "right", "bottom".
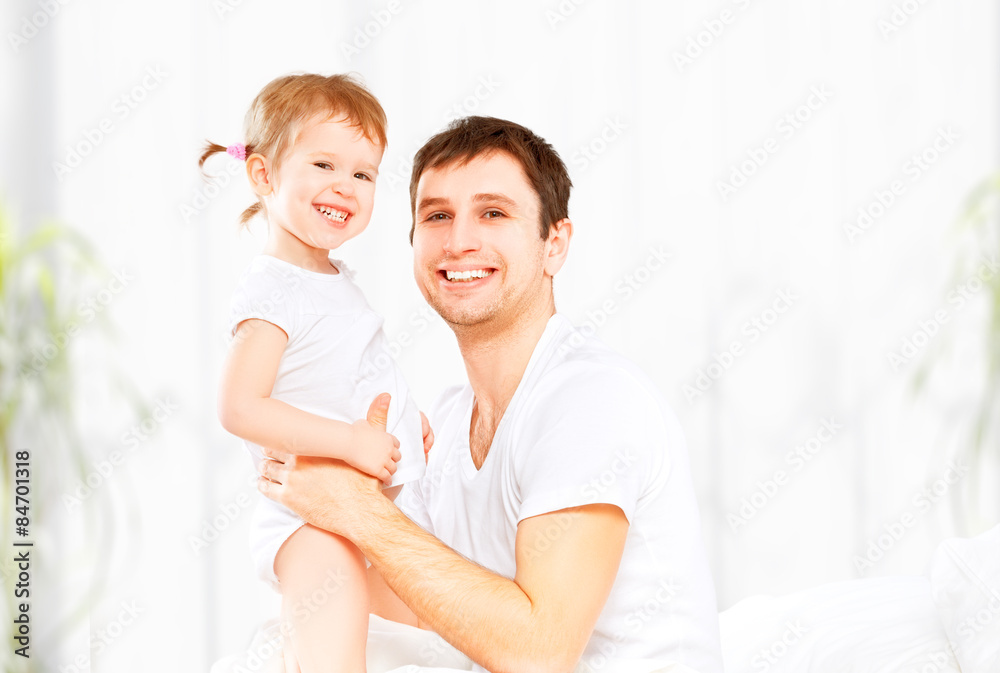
{"left": 258, "top": 117, "right": 724, "bottom": 673}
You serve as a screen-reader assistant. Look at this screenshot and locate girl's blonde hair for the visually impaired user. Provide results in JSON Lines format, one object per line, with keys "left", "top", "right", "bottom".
{"left": 199, "top": 73, "right": 388, "bottom": 228}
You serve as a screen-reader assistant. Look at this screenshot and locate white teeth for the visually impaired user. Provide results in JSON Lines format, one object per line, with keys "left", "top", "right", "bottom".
{"left": 316, "top": 206, "right": 348, "bottom": 222}
{"left": 445, "top": 269, "right": 493, "bottom": 282}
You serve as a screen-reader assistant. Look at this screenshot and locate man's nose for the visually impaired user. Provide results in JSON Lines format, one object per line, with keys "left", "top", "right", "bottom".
{"left": 442, "top": 212, "right": 481, "bottom": 255}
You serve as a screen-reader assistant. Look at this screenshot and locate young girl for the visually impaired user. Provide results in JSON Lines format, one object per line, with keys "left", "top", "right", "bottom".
{"left": 203, "top": 73, "right": 426, "bottom": 673}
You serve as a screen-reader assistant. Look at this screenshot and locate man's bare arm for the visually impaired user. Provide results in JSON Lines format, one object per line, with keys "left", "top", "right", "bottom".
{"left": 259, "top": 455, "right": 628, "bottom": 673}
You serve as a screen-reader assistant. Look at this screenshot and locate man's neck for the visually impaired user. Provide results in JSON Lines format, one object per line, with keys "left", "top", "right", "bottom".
{"left": 456, "top": 299, "right": 555, "bottom": 428}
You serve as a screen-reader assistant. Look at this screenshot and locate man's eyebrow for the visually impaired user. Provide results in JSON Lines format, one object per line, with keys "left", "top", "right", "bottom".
{"left": 416, "top": 196, "right": 451, "bottom": 211}
{"left": 473, "top": 193, "right": 518, "bottom": 209}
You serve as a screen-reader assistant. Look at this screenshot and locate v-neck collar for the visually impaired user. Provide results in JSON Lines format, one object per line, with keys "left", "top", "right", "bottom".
{"left": 457, "top": 314, "right": 569, "bottom": 479}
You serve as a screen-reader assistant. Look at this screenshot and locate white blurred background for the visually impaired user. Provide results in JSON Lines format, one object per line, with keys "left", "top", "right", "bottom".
{"left": 1, "top": 1, "right": 997, "bottom": 671}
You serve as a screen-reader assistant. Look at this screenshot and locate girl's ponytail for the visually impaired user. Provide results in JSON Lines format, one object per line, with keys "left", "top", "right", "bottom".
{"left": 198, "top": 141, "right": 260, "bottom": 229}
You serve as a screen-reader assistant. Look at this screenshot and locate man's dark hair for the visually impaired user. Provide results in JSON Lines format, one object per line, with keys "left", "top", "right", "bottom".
{"left": 408, "top": 116, "right": 572, "bottom": 243}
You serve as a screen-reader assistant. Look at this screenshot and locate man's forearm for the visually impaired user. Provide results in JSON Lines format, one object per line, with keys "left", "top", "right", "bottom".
{"left": 347, "top": 496, "right": 571, "bottom": 673}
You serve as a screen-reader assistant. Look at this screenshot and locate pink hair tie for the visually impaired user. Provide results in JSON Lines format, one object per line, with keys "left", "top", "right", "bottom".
{"left": 226, "top": 143, "right": 246, "bottom": 161}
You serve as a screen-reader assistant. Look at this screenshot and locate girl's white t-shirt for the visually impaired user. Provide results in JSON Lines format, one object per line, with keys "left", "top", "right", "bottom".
{"left": 397, "top": 314, "right": 724, "bottom": 673}
{"left": 229, "top": 254, "right": 425, "bottom": 585}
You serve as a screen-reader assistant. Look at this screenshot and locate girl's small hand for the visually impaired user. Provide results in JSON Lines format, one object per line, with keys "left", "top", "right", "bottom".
{"left": 347, "top": 393, "right": 401, "bottom": 485}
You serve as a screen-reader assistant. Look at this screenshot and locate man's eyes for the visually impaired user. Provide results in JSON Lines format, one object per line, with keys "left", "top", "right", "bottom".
{"left": 484, "top": 210, "right": 505, "bottom": 219}
{"left": 423, "top": 212, "right": 450, "bottom": 222}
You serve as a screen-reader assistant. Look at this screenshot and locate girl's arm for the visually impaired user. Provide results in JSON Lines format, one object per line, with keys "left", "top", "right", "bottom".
{"left": 218, "top": 318, "right": 400, "bottom": 484}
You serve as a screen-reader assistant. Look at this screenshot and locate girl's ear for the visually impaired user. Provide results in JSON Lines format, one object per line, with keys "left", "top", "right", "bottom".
{"left": 246, "top": 154, "right": 272, "bottom": 197}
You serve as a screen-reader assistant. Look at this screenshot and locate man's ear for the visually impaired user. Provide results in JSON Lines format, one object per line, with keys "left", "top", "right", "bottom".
{"left": 246, "top": 153, "right": 273, "bottom": 197}
{"left": 543, "top": 217, "right": 573, "bottom": 278}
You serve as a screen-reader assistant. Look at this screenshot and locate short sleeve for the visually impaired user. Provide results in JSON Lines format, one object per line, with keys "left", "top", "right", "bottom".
{"left": 228, "top": 262, "right": 300, "bottom": 339}
{"left": 514, "top": 366, "right": 669, "bottom": 525}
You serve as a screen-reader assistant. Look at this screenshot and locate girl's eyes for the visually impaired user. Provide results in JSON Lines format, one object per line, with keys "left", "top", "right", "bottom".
{"left": 312, "top": 163, "right": 373, "bottom": 181}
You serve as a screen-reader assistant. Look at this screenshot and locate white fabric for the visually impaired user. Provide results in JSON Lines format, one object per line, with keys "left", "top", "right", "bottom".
{"left": 229, "top": 254, "right": 425, "bottom": 587}
{"left": 718, "top": 576, "right": 961, "bottom": 673}
{"left": 209, "top": 616, "right": 700, "bottom": 673}
{"left": 928, "top": 524, "right": 1000, "bottom": 672}
{"left": 397, "top": 314, "right": 724, "bottom": 673}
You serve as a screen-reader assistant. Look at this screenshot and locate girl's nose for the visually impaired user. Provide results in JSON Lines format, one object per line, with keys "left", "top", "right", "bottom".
{"left": 332, "top": 171, "right": 355, "bottom": 197}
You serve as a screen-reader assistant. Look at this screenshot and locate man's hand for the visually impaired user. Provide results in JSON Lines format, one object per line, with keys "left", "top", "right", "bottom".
{"left": 257, "top": 394, "right": 395, "bottom": 536}
{"left": 421, "top": 411, "right": 434, "bottom": 463}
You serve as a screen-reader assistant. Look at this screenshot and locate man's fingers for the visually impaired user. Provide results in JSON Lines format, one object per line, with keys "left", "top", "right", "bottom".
{"left": 261, "top": 444, "right": 291, "bottom": 464}
{"left": 258, "top": 458, "right": 285, "bottom": 485}
{"left": 366, "top": 392, "right": 391, "bottom": 430}
{"left": 257, "top": 475, "right": 279, "bottom": 497}
{"left": 420, "top": 411, "right": 434, "bottom": 458}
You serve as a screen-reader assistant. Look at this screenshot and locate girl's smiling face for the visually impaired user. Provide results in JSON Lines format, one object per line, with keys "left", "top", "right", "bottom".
{"left": 252, "top": 114, "right": 383, "bottom": 269}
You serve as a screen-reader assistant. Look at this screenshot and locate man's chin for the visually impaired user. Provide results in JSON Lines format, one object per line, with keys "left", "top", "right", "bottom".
{"left": 428, "top": 299, "right": 499, "bottom": 329}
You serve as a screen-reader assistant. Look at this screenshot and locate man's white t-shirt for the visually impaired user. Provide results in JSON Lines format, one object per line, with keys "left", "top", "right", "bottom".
{"left": 397, "top": 314, "right": 723, "bottom": 673}
{"left": 228, "top": 254, "right": 425, "bottom": 586}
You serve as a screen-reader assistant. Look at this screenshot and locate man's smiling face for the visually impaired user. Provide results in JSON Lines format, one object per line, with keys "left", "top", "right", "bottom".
{"left": 411, "top": 151, "right": 553, "bottom": 330}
